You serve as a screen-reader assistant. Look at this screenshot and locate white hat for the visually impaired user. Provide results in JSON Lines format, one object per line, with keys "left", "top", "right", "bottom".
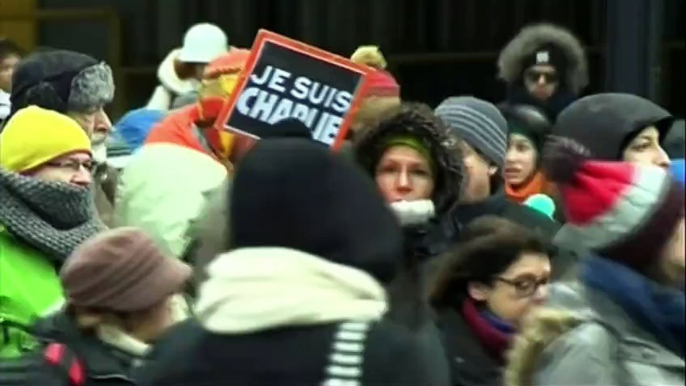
{"left": 177, "top": 23, "right": 228, "bottom": 63}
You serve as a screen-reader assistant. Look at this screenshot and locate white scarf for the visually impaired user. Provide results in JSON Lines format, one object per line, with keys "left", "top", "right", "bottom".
{"left": 96, "top": 324, "right": 150, "bottom": 357}
{"left": 195, "top": 247, "right": 388, "bottom": 334}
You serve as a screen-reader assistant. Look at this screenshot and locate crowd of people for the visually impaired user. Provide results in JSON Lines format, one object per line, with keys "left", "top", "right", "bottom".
{"left": 0, "top": 20, "right": 684, "bottom": 386}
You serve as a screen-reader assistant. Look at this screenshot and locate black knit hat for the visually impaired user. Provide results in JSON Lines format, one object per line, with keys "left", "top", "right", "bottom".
{"left": 9, "top": 49, "right": 114, "bottom": 118}
{"left": 500, "top": 103, "right": 551, "bottom": 155}
{"left": 229, "top": 138, "right": 403, "bottom": 284}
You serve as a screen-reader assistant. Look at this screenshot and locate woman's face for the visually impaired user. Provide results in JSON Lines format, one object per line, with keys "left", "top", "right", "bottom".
{"left": 31, "top": 153, "right": 93, "bottom": 187}
{"left": 469, "top": 251, "right": 551, "bottom": 327}
{"left": 623, "top": 126, "right": 670, "bottom": 169}
{"left": 375, "top": 145, "right": 435, "bottom": 202}
{"left": 658, "top": 217, "right": 685, "bottom": 289}
{"left": 504, "top": 134, "right": 538, "bottom": 186}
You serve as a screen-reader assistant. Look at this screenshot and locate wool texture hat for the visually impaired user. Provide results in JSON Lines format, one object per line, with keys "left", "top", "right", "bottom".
{"left": 9, "top": 49, "right": 114, "bottom": 118}
{"left": 0, "top": 105, "right": 91, "bottom": 173}
{"left": 350, "top": 46, "right": 400, "bottom": 97}
{"left": 543, "top": 136, "right": 685, "bottom": 270}
{"left": 435, "top": 96, "right": 508, "bottom": 167}
{"left": 60, "top": 227, "right": 192, "bottom": 312}
{"left": 178, "top": 23, "right": 228, "bottom": 63}
{"left": 230, "top": 138, "right": 403, "bottom": 284}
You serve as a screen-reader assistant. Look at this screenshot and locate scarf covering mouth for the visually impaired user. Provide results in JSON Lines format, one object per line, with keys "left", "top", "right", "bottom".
{"left": 0, "top": 168, "right": 105, "bottom": 264}
{"left": 195, "top": 247, "right": 388, "bottom": 334}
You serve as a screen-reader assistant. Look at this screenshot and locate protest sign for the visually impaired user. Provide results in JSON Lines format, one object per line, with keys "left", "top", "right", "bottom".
{"left": 217, "top": 30, "right": 373, "bottom": 150}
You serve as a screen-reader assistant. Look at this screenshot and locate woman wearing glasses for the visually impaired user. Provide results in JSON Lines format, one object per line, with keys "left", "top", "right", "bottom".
{"left": 430, "top": 215, "right": 552, "bottom": 386}
{"left": 497, "top": 23, "right": 588, "bottom": 122}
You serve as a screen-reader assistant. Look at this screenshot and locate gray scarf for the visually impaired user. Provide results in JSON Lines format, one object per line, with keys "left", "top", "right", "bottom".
{"left": 0, "top": 169, "right": 105, "bottom": 265}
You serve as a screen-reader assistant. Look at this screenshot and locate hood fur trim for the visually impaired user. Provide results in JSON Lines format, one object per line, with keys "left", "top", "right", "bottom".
{"left": 354, "top": 102, "right": 465, "bottom": 216}
{"left": 498, "top": 23, "right": 588, "bottom": 95}
{"left": 505, "top": 308, "right": 582, "bottom": 386}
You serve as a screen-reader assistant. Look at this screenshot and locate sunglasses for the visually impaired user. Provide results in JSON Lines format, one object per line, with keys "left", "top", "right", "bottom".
{"left": 524, "top": 69, "right": 559, "bottom": 85}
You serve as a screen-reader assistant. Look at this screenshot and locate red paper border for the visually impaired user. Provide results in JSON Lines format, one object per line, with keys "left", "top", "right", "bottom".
{"left": 215, "top": 29, "right": 373, "bottom": 151}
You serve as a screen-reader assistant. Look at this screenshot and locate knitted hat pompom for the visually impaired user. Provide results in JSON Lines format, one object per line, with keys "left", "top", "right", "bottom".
{"left": 351, "top": 45, "right": 387, "bottom": 70}
{"left": 543, "top": 136, "right": 592, "bottom": 184}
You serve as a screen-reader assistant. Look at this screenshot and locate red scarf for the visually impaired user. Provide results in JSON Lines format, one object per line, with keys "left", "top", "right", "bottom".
{"left": 461, "top": 298, "right": 512, "bottom": 362}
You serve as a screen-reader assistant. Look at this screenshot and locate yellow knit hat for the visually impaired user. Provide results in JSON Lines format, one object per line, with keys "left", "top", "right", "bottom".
{"left": 0, "top": 105, "right": 91, "bottom": 173}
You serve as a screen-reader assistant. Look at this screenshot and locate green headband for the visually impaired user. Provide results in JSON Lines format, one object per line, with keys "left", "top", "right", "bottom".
{"left": 382, "top": 135, "right": 436, "bottom": 172}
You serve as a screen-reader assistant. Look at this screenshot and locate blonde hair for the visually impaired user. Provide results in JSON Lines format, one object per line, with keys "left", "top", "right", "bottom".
{"left": 351, "top": 45, "right": 387, "bottom": 70}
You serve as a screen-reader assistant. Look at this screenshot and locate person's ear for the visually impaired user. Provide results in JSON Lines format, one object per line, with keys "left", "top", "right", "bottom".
{"left": 467, "top": 282, "right": 492, "bottom": 302}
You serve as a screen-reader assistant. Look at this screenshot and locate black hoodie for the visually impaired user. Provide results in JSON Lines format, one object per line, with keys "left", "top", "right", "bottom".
{"left": 553, "top": 93, "right": 673, "bottom": 160}
{"left": 138, "top": 139, "right": 439, "bottom": 386}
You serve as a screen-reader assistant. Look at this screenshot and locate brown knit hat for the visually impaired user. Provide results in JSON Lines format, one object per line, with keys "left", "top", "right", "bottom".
{"left": 60, "top": 227, "right": 192, "bottom": 312}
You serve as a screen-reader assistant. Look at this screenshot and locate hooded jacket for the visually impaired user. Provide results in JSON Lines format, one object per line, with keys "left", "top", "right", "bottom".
{"left": 354, "top": 103, "right": 462, "bottom": 386}
{"left": 146, "top": 49, "right": 199, "bottom": 111}
{"left": 137, "top": 139, "right": 438, "bottom": 386}
{"left": 552, "top": 93, "right": 673, "bottom": 160}
{"left": 498, "top": 23, "right": 588, "bottom": 121}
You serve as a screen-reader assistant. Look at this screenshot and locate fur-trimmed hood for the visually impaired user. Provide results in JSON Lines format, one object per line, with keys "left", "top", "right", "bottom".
{"left": 353, "top": 102, "right": 464, "bottom": 217}
{"left": 505, "top": 308, "right": 582, "bottom": 386}
{"left": 498, "top": 23, "right": 588, "bottom": 95}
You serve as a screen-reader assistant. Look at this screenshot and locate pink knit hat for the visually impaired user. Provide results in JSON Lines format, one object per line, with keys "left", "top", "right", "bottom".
{"left": 350, "top": 45, "right": 400, "bottom": 98}
{"left": 60, "top": 227, "right": 192, "bottom": 312}
{"left": 544, "top": 137, "right": 685, "bottom": 269}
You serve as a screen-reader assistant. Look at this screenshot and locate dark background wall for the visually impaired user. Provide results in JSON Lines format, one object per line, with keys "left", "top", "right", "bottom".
{"left": 5, "top": 0, "right": 683, "bottom": 119}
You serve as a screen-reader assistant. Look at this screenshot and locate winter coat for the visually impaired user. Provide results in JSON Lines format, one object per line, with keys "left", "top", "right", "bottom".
{"left": 138, "top": 317, "right": 432, "bottom": 386}
{"left": 506, "top": 264, "right": 685, "bottom": 386}
{"left": 435, "top": 306, "right": 504, "bottom": 386}
{"left": 25, "top": 311, "right": 145, "bottom": 386}
{"left": 498, "top": 23, "right": 588, "bottom": 121}
{"left": 146, "top": 50, "right": 199, "bottom": 111}
{"left": 430, "top": 190, "right": 577, "bottom": 280}
{"left": 0, "top": 227, "right": 64, "bottom": 359}
{"left": 114, "top": 107, "right": 228, "bottom": 258}
{"left": 353, "top": 103, "right": 465, "bottom": 386}
{"left": 553, "top": 93, "right": 673, "bottom": 161}
{"left": 137, "top": 247, "right": 437, "bottom": 386}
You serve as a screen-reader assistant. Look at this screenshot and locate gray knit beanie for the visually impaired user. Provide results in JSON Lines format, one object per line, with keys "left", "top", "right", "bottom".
{"left": 435, "top": 96, "right": 508, "bottom": 167}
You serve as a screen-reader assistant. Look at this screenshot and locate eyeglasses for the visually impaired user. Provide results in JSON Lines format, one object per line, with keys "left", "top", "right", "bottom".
{"left": 495, "top": 276, "right": 550, "bottom": 298}
{"left": 46, "top": 160, "right": 93, "bottom": 172}
{"left": 524, "top": 69, "right": 559, "bottom": 85}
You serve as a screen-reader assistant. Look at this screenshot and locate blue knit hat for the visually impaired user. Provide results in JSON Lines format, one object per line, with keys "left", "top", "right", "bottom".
{"left": 107, "top": 108, "right": 165, "bottom": 169}
{"left": 435, "top": 96, "right": 508, "bottom": 167}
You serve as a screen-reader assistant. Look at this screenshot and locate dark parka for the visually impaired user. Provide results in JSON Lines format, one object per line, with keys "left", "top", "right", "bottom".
{"left": 354, "top": 102, "right": 466, "bottom": 386}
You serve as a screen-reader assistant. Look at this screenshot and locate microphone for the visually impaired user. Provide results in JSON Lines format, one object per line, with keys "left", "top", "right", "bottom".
{"left": 670, "top": 159, "right": 685, "bottom": 186}
{"left": 524, "top": 194, "right": 556, "bottom": 219}
{"left": 390, "top": 200, "right": 435, "bottom": 226}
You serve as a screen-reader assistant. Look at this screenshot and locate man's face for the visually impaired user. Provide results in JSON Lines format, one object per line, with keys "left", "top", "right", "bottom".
{"left": 0, "top": 54, "right": 20, "bottom": 93}
{"left": 523, "top": 64, "right": 559, "bottom": 102}
{"left": 458, "top": 141, "right": 497, "bottom": 204}
{"left": 69, "top": 107, "right": 112, "bottom": 144}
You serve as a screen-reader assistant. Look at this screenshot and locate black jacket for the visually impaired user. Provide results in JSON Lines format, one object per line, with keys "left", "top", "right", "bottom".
{"left": 435, "top": 307, "right": 503, "bottom": 386}
{"left": 428, "top": 190, "right": 578, "bottom": 281}
{"left": 137, "top": 318, "right": 437, "bottom": 386}
{"left": 24, "top": 312, "right": 139, "bottom": 386}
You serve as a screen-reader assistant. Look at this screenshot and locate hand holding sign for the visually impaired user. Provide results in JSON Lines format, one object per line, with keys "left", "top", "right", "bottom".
{"left": 217, "top": 30, "right": 373, "bottom": 150}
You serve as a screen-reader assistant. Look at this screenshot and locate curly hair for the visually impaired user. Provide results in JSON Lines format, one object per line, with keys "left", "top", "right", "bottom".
{"left": 498, "top": 23, "right": 588, "bottom": 95}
